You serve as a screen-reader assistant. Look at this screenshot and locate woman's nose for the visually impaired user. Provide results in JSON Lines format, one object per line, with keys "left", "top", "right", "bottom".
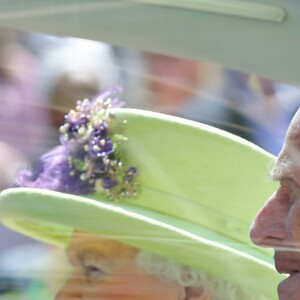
{"left": 250, "top": 192, "right": 288, "bottom": 248}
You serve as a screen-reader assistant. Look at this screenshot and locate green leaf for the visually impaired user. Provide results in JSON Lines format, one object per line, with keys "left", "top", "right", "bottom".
{"left": 73, "top": 159, "right": 87, "bottom": 171}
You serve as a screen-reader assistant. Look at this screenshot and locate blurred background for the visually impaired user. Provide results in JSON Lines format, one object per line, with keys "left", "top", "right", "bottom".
{"left": 0, "top": 26, "right": 300, "bottom": 298}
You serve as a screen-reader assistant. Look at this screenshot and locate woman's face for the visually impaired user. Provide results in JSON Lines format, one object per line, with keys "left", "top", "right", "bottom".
{"left": 55, "top": 231, "right": 191, "bottom": 300}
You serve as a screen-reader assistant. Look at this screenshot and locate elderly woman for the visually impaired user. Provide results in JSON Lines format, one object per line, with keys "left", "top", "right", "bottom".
{"left": 0, "top": 87, "right": 283, "bottom": 299}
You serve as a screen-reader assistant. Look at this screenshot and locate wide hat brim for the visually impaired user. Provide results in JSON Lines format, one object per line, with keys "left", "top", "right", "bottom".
{"left": 0, "top": 108, "right": 283, "bottom": 299}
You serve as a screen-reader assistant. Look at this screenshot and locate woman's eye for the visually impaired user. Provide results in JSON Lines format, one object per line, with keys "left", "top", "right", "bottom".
{"left": 85, "top": 265, "right": 106, "bottom": 279}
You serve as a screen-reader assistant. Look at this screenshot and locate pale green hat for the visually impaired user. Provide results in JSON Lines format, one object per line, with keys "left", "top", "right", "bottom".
{"left": 0, "top": 95, "right": 283, "bottom": 299}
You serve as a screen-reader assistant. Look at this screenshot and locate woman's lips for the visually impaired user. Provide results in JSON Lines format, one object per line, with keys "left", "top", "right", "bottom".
{"left": 278, "top": 272, "right": 300, "bottom": 298}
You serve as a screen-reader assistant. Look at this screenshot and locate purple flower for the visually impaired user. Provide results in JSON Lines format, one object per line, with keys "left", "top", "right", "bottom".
{"left": 88, "top": 137, "right": 114, "bottom": 158}
{"left": 102, "top": 177, "right": 118, "bottom": 189}
{"left": 93, "top": 85, "right": 124, "bottom": 108}
{"left": 14, "top": 86, "right": 139, "bottom": 200}
{"left": 92, "top": 120, "right": 108, "bottom": 137}
{"left": 64, "top": 115, "right": 89, "bottom": 140}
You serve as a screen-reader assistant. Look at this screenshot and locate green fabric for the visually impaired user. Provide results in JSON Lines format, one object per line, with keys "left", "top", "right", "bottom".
{"left": 0, "top": 109, "right": 284, "bottom": 299}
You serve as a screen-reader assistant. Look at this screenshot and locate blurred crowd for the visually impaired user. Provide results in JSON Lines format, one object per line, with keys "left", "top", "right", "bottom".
{"left": 0, "top": 27, "right": 300, "bottom": 298}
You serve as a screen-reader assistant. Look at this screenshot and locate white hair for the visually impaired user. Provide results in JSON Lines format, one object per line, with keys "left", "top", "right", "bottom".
{"left": 136, "top": 250, "right": 269, "bottom": 300}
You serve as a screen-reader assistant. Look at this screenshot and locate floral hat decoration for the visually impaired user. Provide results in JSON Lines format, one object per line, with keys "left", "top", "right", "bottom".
{"left": 42, "top": 86, "right": 138, "bottom": 200}
{"left": 0, "top": 86, "right": 283, "bottom": 299}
